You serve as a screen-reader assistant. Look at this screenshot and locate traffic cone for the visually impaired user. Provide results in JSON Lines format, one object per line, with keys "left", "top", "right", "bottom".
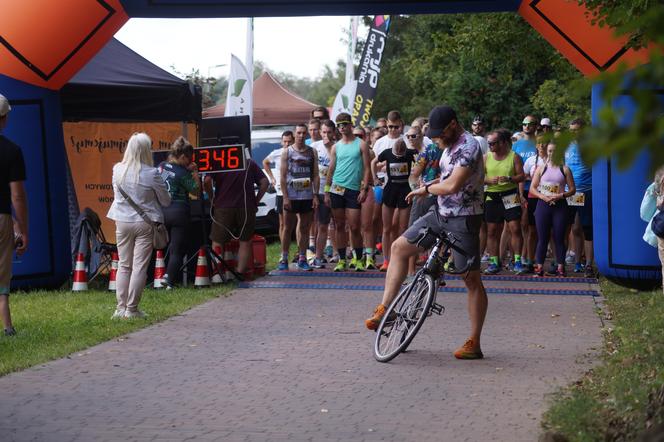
{"left": 72, "top": 252, "right": 88, "bottom": 291}
{"left": 223, "top": 240, "right": 239, "bottom": 280}
{"left": 153, "top": 249, "right": 166, "bottom": 289}
{"left": 194, "top": 247, "right": 210, "bottom": 287}
{"left": 211, "top": 245, "right": 223, "bottom": 284}
{"left": 108, "top": 251, "right": 119, "bottom": 291}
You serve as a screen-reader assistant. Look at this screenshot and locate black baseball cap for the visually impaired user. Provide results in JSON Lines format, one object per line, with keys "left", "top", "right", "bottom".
{"left": 427, "top": 105, "right": 457, "bottom": 138}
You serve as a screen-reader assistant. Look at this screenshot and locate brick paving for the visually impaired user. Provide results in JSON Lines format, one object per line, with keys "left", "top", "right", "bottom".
{"left": 0, "top": 271, "right": 603, "bottom": 441}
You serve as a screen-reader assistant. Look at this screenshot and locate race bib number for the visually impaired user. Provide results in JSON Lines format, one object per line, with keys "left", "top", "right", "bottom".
{"left": 291, "top": 178, "right": 311, "bottom": 191}
{"left": 502, "top": 193, "right": 521, "bottom": 210}
{"left": 389, "top": 162, "right": 409, "bottom": 177}
{"left": 330, "top": 183, "right": 346, "bottom": 196}
{"left": 539, "top": 182, "right": 560, "bottom": 196}
{"left": 567, "top": 192, "right": 585, "bottom": 206}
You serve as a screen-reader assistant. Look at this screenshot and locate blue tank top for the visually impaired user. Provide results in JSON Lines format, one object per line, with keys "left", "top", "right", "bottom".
{"left": 333, "top": 138, "right": 363, "bottom": 191}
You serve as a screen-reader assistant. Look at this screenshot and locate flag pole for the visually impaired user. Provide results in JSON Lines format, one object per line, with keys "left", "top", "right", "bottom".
{"left": 246, "top": 17, "right": 254, "bottom": 127}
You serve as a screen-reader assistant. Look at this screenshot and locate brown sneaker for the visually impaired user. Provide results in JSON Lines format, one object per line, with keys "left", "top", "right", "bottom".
{"left": 365, "top": 304, "right": 387, "bottom": 331}
{"left": 453, "top": 338, "right": 484, "bottom": 359}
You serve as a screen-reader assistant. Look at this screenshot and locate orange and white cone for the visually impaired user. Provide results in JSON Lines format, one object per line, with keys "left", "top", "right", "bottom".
{"left": 108, "top": 251, "right": 119, "bottom": 291}
{"left": 153, "top": 249, "right": 166, "bottom": 289}
{"left": 211, "top": 245, "right": 223, "bottom": 284}
{"left": 72, "top": 252, "right": 88, "bottom": 291}
{"left": 194, "top": 247, "right": 210, "bottom": 287}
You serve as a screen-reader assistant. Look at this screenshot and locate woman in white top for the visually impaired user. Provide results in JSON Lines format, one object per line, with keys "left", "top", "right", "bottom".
{"left": 107, "top": 133, "right": 171, "bottom": 319}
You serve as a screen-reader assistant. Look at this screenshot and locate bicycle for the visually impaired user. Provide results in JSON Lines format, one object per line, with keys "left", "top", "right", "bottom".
{"left": 373, "top": 227, "right": 475, "bottom": 363}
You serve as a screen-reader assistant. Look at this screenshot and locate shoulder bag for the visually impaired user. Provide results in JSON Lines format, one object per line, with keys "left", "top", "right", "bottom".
{"left": 117, "top": 185, "right": 169, "bottom": 249}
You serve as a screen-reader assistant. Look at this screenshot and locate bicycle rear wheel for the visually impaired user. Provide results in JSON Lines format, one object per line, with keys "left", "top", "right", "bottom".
{"left": 374, "top": 273, "right": 436, "bottom": 363}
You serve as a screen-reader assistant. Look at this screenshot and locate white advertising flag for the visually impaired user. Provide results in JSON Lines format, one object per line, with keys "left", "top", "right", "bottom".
{"left": 224, "top": 54, "right": 253, "bottom": 125}
{"left": 331, "top": 80, "right": 357, "bottom": 122}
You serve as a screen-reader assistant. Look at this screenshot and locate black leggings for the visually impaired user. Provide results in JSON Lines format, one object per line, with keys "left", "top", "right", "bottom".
{"left": 535, "top": 199, "right": 569, "bottom": 265}
{"left": 163, "top": 203, "right": 190, "bottom": 285}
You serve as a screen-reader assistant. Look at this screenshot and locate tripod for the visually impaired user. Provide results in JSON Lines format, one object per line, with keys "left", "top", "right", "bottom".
{"left": 178, "top": 189, "right": 244, "bottom": 284}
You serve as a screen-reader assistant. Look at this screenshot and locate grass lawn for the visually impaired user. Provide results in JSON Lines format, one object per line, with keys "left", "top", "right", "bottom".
{"left": 542, "top": 279, "right": 664, "bottom": 440}
{"left": 0, "top": 285, "right": 234, "bottom": 377}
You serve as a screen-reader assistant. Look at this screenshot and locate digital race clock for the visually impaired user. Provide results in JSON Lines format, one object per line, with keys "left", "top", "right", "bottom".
{"left": 193, "top": 144, "right": 246, "bottom": 173}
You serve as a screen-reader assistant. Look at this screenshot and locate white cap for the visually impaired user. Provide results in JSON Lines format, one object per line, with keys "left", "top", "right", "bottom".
{"left": 0, "top": 94, "right": 10, "bottom": 117}
{"left": 540, "top": 117, "right": 551, "bottom": 126}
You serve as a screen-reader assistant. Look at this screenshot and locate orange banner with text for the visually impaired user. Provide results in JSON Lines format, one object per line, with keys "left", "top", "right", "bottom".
{"left": 64, "top": 122, "right": 198, "bottom": 241}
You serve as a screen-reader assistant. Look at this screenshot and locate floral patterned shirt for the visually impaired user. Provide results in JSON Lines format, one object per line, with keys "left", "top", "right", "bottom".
{"left": 414, "top": 143, "right": 442, "bottom": 184}
{"left": 437, "top": 131, "right": 485, "bottom": 217}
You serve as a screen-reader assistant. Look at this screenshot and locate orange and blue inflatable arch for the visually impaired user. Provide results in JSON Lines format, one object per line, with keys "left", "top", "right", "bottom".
{"left": 0, "top": 0, "right": 658, "bottom": 288}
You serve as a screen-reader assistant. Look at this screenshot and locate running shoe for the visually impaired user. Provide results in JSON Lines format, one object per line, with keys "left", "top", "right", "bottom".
{"left": 4, "top": 327, "right": 16, "bottom": 337}
{"left": 565, "top": 251, "right": 576, "bottom": 264}
{"left": 365, "top": 304, "right": 387, "bottom": 331}
{"left": 355, "top": 258, "right": 366, "bottom": 272}
{"left": 484, "top": 263, "right": 500, "bottom": 275}
{"left": 584, "top": 265, "right": 598, "bottom": 278}
{"left": 546, "top": 262, "right": 558, "bottom": 276}
{"left": 277, "top": 259, "right": 289, "bottom": 271}
{"left": 324, "top": 245, "right": 334, "bottom": 258}
{"left": 480, "top": 253, "right": 490, "bottom": 263}
{"left": 349, "top": 256, "right": 359, "bottom": 270}
{"left": 311, "top": 258, "right": 325, "bottom": 269}
{"left": 533, "top": 264, "right": 544, "bottom": 277}
{"left": 444, "top": 260, "right": 455, "bottom": 272}
{"left": 365, "top": 255, "right": 377, "bottom": 270}
{"left": 333, "top": 259, "right": 346, "bottom": 272}
{"left": 513, "top": 261, "right": 526, "bottom": 275}
{"left": 556, "top": 266, "right": 567, "bottom": 278}
{"left": 379, "top": 259, "right": 389, "bottom": 272}
{"left": 453, "top": 338, "right": 484, "bottom": 359}
{"left": 297, "top": 259, "right": 313, "bottom": 271}
{"left": 329, "top": 254, "right": 340, "bottom": 263}
{"left": 574, "top": 262, "right": 584, "bottom": 273}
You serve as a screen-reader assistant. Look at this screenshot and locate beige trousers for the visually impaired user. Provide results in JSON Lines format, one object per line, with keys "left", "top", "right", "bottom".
{"left": 115, "top": 221, "right": 153, "bottom": 312}
{"left": 658, "top": 237, "right": 664, "bottom": 294}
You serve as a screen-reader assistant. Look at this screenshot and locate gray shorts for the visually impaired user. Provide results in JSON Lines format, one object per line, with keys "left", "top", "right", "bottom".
{"left": 408, "top": 194, "right": 438, "bottom": 227}
{"left": 403, "top": 208, "right": 482, "bottom": 271}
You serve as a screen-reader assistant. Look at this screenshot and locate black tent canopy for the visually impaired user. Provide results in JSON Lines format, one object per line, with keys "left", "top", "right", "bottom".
{"left": 60, "top": 38, "right": 201, "bottom": 122}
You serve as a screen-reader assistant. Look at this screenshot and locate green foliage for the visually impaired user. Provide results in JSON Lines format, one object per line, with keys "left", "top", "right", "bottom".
{"left": 542, "top": 280, "right": 664, "bottom": 441}
{"left": 573, "top": 1, "right": 664, "bottom": 172}
{"left": 0, "top": 286, "right": 233, "bottom": 376}
{"left": 371, "top": 13, "right": 588, "bottom": 130}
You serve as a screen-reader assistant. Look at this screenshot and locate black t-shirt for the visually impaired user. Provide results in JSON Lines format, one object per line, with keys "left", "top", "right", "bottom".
{"left": 378, "top": 148, "right": 415, "bottom": 185}
{"left": 0, "top": 135, "right": 26, "bottom": 214}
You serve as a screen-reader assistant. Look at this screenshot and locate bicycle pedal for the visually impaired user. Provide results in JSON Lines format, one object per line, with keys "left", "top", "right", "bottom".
{"left": 430, "top": 303, "right": 444, "bottom": 316}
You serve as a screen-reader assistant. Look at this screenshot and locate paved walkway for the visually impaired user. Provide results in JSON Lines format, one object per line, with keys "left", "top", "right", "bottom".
{"left": 0, "top": 269, "right": 603, "bottom": 441}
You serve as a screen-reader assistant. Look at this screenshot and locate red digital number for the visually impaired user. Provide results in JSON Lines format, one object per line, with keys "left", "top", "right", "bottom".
{"left": 228, "top": 147, "right": 239, "bottom": 169}
{"left": 197, "top": 149, "right": 210, "bottom": 171}
{"left": 212, "top": 148, "right": 225, "bottom": 169}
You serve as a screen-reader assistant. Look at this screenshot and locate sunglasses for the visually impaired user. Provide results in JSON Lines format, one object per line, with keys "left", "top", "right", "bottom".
{"left": 406, "top": 134, "right": 419, "bottom": 139}
{"left": 387, "top": 125, "right": 400, "bottom": 130}
{"left": 487, "top": 141, "right": 499, "bottom": 147}
{"left": 523, "top": 122, "right": 536, "bottom": 126}
{"left": 337, "top": 122, "right": 351, "bottom": 128}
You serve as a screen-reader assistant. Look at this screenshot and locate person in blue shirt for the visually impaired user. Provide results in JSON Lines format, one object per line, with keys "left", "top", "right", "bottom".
{"left": 509, "top": 115, "right": 538, "bottom": 272}
{"left": 565, "top": 118, "right": 596, "bottom": 277}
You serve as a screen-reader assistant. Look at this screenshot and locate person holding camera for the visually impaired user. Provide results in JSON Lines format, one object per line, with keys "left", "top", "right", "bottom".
{"left": 108, "top": 133, "right": 171, "bottom": 319}
{"left": 0, "top": 94, "right": 27, "bottom": 336}
{"left": 158, "top": 136, "right": 200, "bottom": 288}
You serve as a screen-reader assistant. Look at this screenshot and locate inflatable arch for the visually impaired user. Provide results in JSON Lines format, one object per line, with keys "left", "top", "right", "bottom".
{"left": 0, "top": 0, "right": 657, "bottom": 288}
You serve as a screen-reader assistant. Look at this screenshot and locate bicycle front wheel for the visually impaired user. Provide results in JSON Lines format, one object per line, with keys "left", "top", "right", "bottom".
{"left": 374, "top": 274, "right": 436, "bottom": 363}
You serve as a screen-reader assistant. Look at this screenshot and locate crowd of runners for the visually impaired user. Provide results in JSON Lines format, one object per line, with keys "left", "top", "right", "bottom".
{"left": 263, "top": 106, "right": 596, "bottom": 280}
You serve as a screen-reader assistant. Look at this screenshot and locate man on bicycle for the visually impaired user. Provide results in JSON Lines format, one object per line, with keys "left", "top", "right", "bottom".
{"left": 365, "top": 105, "right": 488, "bottom": 360}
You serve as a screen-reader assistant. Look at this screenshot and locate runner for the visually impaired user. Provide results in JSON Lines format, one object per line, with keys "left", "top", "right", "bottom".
{"left": 310, "top": 120, "right": 335, "bottom": 269}
{"left": 372, "top": 138, "right": 415, "bottom": 272}
{"left": 324, "top": 113, "right": 371, "bottom": 272}
{"left": 483, "top": 129, "right": 525, "bottom": 275}
{"left": 278, "top": 124, "right": 319, "bottom": 271}
{"left": 262, "top": 130, "right": 293, "bottom": 241}
{"left": 365, "top": 105, "right": 488, "bottom": 360}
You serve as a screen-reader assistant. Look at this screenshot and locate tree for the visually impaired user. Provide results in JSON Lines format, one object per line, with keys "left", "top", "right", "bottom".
{"left": 370, "top": 13, "right": 588, "bottom": 129}
{"left": 573, "top": 1, "right": 664, "bottom": 171}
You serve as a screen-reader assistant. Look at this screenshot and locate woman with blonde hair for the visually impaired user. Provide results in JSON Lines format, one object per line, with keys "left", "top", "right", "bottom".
{"left": 107, "top": 133, "right": 171, "bottom": 319}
